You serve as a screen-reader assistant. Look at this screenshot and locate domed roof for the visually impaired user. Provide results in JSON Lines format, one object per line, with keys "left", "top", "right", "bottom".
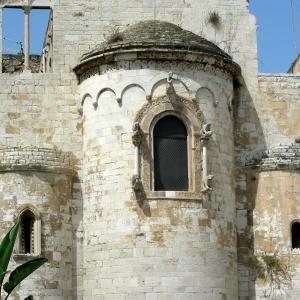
{"left": 81, "top": 20, "right": 231, "bottom": 61}
{"left": 74, "top": 20, "right": 240, "bottom": 81}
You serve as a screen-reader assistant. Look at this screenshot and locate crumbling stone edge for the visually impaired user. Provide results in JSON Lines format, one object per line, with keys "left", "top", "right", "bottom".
{"left": 0, "top": 146, "right": 76, "bottom": 175}
{"left": 246, "top": 144, "right": 300, "bottom": 171}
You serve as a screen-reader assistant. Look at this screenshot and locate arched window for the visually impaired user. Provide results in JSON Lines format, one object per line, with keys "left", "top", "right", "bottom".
{"left": 292, "top": 222, "right": 300, "bottom": 249}
{"left": 20, "top": 210, "right": 35, "bottom": 254}
{"left": 153, "top": 115, "right": 188, "bottom": 191}
{"left": 16, "top": 206, "right": 41, "bottom": 256}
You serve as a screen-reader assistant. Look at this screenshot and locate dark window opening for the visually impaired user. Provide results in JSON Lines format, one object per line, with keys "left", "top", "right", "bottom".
{"left": 154, "top": 115, "right": 188, "bottom": 191}
{"left": 292, "top": 222, "right": 300, "bottom": 249}
{"left": 20, "top": 210, "right": 35, "bottom": 254}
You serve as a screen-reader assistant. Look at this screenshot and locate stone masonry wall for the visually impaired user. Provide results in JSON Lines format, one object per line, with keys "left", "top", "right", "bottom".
{"left": 235, "top": 74, "right": 300, "bottom": 299}
{"left": 251, "top": 170, "right": 300, "bottom": 299}
{"left": 80, "top": 59, "right": 237, "bottom": 299}
{"left": 0, "top": 147, "right": 75, "bottom": 299}
{"left": 0, "top": 0, "right": 258, "bottom": 298}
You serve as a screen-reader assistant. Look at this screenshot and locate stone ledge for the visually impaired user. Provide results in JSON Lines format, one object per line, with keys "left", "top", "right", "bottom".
{"left": 0, "top": 146, "right": 76, "bottom": 175}
{"left": 146, "top": 191, "right": 202, "bottom": 201}
{"left": 13, "top": 253, "right": 42, "bottom": 262}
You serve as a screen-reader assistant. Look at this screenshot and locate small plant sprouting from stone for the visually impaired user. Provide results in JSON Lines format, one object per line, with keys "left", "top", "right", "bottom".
{"left": 255, "top": 251, "right": 293, "bottom": 299}
{"left": 72, "top": 12, "right": 84, "bottom": 17}
{"left": 0, "top": 222, "right": 47, "bottom": 299}
{"left": 207, "top": 11, "right": 221, "bottom": 29}
{"left": 105, "top": 28, "right": 124, "bottom": 44}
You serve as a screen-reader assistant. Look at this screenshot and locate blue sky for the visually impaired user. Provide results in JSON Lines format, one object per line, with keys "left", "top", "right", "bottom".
{"left": 2, "top": 8, "right": 50, "bottom": 55}
{"left": 2, "top": 2, "right": 300, "bottom": 73}
{"left": 249, "top": 0, "right": 300, "bottom": 73}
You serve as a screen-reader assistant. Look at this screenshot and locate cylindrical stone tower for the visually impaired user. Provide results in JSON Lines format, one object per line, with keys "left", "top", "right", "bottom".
{"left": 75, "top": 21, "right": 240, "bottom": 299}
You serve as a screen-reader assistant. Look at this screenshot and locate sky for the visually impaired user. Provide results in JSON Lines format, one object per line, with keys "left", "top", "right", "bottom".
{"left": 2, "top": 8, "right": 50, "bottom": 55}
{"left": 2, "top": 1, "right": 300, "bottom": 73}
{"left": 249, "top": 0, "right": 300, "bottom": 73}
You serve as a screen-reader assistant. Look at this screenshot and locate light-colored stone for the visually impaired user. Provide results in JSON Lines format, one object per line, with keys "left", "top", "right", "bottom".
{"left": 0, "top": 0, "right": 299, "bottom": 299}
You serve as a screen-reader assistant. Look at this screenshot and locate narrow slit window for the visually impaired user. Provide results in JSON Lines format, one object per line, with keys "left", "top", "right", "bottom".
{"left": 153, "top": 115, "right": 188, "bottom": 191}
{"left": 292, "top": 222, "right": 300, "bottom": 249}
{"left": 20, "top": 210, "right": 35, "bottom": 254}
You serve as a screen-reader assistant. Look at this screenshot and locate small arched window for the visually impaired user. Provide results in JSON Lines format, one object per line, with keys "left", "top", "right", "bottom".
{"left": 292, "top": 222, "right": 300, "bottom": 249}
{"left": 16, "top": 207, "right": 41, "bottom": 256}
{"left": 20, "top": 210, "right": 35, "bottom": 254}
{"left": 153, "top": 115, "right": 188, "bottom": 191}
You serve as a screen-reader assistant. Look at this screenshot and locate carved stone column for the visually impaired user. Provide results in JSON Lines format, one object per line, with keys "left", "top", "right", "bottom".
{"left": 131, "top": 122, "right": 143, "bottom": 191}
{"left": 201, "top": 123, "right": 214, "bottom": 192}
{"left": 24, "top": 6, "right": 31, "bottom": 70}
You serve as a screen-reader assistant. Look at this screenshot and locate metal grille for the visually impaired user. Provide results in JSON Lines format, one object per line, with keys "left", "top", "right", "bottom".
{"left": 292, "top": 222, "right": 300, "bottom": 249}
{"left": 154, "top": 116, "right": 188, "bottom": 191}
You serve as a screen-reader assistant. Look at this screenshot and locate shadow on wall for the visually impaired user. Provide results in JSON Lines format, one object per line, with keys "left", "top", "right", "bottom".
{"left": 71, "top": 172, "right": 83, "bottom": 300}
{"left": 233, "top": 75, "right": 267, "bottom": 299}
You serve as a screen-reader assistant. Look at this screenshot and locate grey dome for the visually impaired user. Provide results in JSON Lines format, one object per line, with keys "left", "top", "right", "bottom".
{"left": 81, "top": 20, "right": 231, "bottom": 61}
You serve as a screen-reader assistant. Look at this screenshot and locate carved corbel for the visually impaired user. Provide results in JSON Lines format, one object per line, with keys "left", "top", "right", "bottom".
{"left": 201, "top": 123, "right": 213, "bottom": 140}
{"left": 132, "top": 122, "right": 143, "bottom": 191}
{"left": 201, "top": 123, "right": 214, "bottom": 192}
{"left": 132, "top": 122, "right": 143, "bottom": 147}
{"left": 167, "top": 71, "right": 174, "bottom": 85}
{"left": 202, "top": 174, "right": 214, "bottom": 192}
{"left": 132, "top": 174, "right": 142, "bottom": 192}
{"left": 77, "top": 107, "right": 83, "bottom": 116}
{"left": 92, "top": 101, "right": 98, "bottom": 110}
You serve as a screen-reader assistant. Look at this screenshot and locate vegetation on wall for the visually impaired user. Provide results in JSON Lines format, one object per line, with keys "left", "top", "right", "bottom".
{"left": 206, "top": 11, "right": 221, "bottom": 29}
{"left": 0, "top": 222, "right": 47, "bottom": 300}
{"left": 255, "top": 251, "right": 293, "bottom": 299}
{"left": 105, "top": 27, "right": 124, "bottom": 44}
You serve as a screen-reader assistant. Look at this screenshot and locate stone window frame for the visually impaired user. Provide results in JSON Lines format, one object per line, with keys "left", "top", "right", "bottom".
{"left": 134, "top": 91, "right": 204, "bottom": 200}
{"left": 14, "top": 204, "right": 41, "bottom": 259}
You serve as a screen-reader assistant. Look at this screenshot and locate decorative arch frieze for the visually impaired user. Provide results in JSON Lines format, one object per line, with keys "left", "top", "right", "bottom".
{"left": 149, "top": 76, "right": 192, "bottom": 101}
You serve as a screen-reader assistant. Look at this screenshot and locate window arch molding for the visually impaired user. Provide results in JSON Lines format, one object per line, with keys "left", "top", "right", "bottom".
{"left": 15, "top": 204, "right": 41, "bottom": 256}
{"left": 134, "top": 93, "right": 205, "bottom": 199}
